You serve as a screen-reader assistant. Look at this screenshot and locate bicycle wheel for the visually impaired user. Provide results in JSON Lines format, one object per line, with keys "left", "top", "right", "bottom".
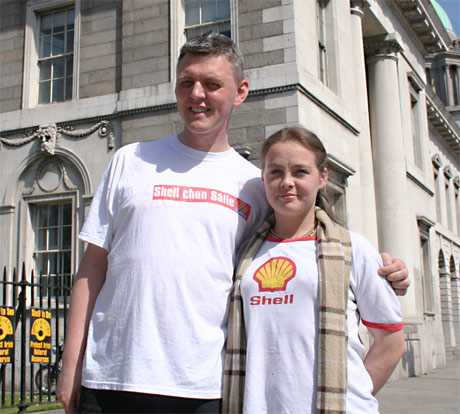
{"left": 35, "top": 366, "right": 57, "bottom": 394}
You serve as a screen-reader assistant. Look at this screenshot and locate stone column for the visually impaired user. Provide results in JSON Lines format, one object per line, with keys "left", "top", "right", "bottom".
{"left": 349, "top": 0, "right": 379, "bottom": 246}
{"left": 451, "top": 276, "right": 460, "bottom": 346}
{"left": 440, "top": 267, "right": 456, "bottom": 348}
{"left": 366, "top": 34, "right": 416, "bottom": 317}
{"left": 445, "top": 64, "right": 455, "bottom": 106}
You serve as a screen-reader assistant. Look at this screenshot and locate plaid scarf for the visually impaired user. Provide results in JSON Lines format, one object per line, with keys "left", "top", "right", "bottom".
{"left": 222, "top": 208, "right": 352, "bottom": 414}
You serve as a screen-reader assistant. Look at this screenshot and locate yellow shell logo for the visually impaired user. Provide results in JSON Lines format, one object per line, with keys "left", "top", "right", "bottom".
{"left": 0, "top": 316, "right": 13, "bottom": 340}
{"left": 31, "top": 318, "right": 51, "bottom": 341}
{"left": 253, "top": 256, "right": 296, "bottom": 292}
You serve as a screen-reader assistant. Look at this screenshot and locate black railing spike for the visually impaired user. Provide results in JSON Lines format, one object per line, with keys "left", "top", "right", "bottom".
{"left": 0, "top": 266, "right": 71, "bottom": 409}
{"left": 2, "top": 267, "right": 6, "bottom": 306}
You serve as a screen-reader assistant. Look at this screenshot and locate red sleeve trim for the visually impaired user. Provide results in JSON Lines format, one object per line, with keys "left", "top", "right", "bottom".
{"left": 362, "top": 320, "right": 404, "bottom": 332}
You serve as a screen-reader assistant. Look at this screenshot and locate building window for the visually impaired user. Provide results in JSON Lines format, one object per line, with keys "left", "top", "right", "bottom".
{"left": 171, "top": 0, "right": 236, "bottom": 84}
{"left": 445, "top": 182, "right": 453, "bottom": 231}
{"left": 316, "top": 0, "right": 328, "bottom": 86}
{"left": 326, "top": 167, "right": 347, "bottom": 225}
{"left": 434, "top": 169, "right": 442, "bottom": 222}
{"left": 455, "top": 180, "right": 460, "bottom": 235}
{"left": 32, "top": 202, "right": 73, "bottom": 298}
{"left": 184, "top": 0, "right": 231, "bottom": 40}
{"left": 409, "top": 86, "right": 423, "bottom": 169}
{"left": 315, "top": 0, "right": 337, "bottom": 91}
{"left": 450, "top": 65, "right": 459, "bottom": 106}
{"left": 444, "top": 168, "right": 454, "bottom": 232}
{"left": 418, "top": 217, "right": 434, "bottom": 313}
{"left": 23, "top": 1, "right": 80, "bottom": 108}
{"left": 38, "top": 8, "right": 74, "bottom": 104}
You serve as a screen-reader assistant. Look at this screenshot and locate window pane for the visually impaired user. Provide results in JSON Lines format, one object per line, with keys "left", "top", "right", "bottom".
{"left": 185, "top": 0, "right": 200, "bottom": 26}
{"left": 66, "top": 76, "right": 73, "bottom": 100}
{"left": 66, "top": 29, "right": 74, "bottom": 52}
{"left": 67, "top": 9, "right": 75, "bottom": 30}
{"left": 40, "top": 34, "right": 51, "bottom": 57}
{"left": 202, "top": 0, "right": 218, "bottom": 22}
{"left": 53, "top": 11, "right": 66, "bottom": 33}
{"left": 52, "top": 32, "right": 65, "bottom": 55}
{"left": 63, "top": 204, "right": 72, "bottom": 225}
{"left": 49, "top": 227, "right": 58, "bottom": 249}
{"left": 38, "top": 206, "right": 48, "bottom": 227}
{"left": 37, "top": 229, "right": 47, "bottom": 250}
{"left": 66, "top": 55, "right": 74, "bottom": 77}
{"left": 216, "top": 0, "right": 230, "bottom": 20}
{"left": 49, "top": 253, "right": 58, "bottom": 275}
{"left": 49, "top": 204, "right": 58, "bottom": 226}
{"left": 63, "top": 226, "right": 71, "bottom": 249}
{"left": 39, "top": 81, "right": 51, "bottom": 104}
{"left": 62, "top": 252, "right": 71, "bottom": 274}
{"left": 37, "top": 253, "right": 48, "bottom": 275}
{"left": 39, "top": 61, "right": 52, "bottom": 81}
{"left": 41, "top": 14, "right": 53, "bottom": 34}
{"left": 52, "top": 78, "right": 65, "bottom": 102}
{"left": 53, "top": 58, "right": 65, "bottom": 79}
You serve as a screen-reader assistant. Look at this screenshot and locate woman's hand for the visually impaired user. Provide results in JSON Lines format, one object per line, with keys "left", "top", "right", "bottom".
{"left": 378, "top": 253, "right": 410, "bottom": 296}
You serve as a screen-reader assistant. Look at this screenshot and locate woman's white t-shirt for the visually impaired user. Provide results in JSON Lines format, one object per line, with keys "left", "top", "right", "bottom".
{"left": 241, "top": 232, "right": 403, "bottom": 413}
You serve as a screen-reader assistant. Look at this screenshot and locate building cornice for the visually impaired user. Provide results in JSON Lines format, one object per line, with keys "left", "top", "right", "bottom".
{"left": 0, "top": 84, "right": 360, "bottom": 142}
{"left": 425, "top": 85, "right": 460, "bottom": 157}
{"left": 394, "top": 0, "right": 451, "bottom": 54}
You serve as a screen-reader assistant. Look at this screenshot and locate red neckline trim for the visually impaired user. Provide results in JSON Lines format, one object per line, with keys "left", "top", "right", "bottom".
{"left": 266, "top": 234, "right": 317, "bottom": 243}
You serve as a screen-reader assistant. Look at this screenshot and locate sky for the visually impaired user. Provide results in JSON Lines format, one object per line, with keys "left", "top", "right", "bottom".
{"left": 436, "top": 0, "right": 460, "bottom": 36}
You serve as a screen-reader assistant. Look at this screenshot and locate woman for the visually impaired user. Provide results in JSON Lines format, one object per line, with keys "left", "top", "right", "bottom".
{"left": 223, "top": 127, "right": 405, "bottom": 413}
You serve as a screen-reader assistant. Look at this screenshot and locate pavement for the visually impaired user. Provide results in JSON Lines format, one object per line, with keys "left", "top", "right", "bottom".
{"left": 377, "top": 353, "right": 460, "bottom": 414}
{"left": 40, "top": 355, "right": 460, "bottom": 414}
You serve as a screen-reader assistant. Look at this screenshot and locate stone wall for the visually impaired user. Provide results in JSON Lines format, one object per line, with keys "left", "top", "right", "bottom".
{"left": 0, "top": 0, "right": 25, "bottom": 113}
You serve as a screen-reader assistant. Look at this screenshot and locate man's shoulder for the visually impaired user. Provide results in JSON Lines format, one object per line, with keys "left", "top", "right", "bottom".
{"left": 229, "top": 152, "right": 261, "bottom": 179}
{"left": 114, "top": 135, "right": 175, "bottom": 159}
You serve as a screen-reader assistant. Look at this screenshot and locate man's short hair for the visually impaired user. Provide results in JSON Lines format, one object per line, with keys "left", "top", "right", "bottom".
{"left": 177, "top": 32, "right": 244, "bottom": 81}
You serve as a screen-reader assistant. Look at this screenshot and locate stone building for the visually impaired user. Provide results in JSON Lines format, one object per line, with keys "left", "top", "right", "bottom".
{"left": 0, "top": 0, "right": 459, "bottom": 379}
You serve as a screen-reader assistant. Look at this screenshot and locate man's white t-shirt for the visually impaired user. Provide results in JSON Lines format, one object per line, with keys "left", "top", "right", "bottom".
{"left": 79, "top": 135, "right": 268, "bottom": 398}
{"left": 241, "top": 232, "right": 403, "bottom": 414}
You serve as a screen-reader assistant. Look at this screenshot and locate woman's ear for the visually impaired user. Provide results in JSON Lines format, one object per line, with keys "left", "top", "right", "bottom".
{"left": 319, "top": 167, "right": 329, "bottom": 189}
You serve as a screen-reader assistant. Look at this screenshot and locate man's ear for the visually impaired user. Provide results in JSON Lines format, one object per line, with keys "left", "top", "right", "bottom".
{"left": 234, "top": 79, "right": 249, "bottom": 107}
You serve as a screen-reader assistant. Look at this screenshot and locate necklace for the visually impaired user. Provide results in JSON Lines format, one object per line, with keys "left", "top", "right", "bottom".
{"left": 270, "top": 223, "right": 317, "bottom": 239}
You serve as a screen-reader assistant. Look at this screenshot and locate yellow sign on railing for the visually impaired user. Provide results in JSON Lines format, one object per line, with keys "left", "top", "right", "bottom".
{"left": 0, "top": 307, "right": 15, "bottom": 364}
{"left": 30, "top": 309, "right": 52, "bottom": 364}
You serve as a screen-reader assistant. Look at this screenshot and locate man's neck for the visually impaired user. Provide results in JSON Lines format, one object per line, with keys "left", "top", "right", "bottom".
{"left": 179, "top": 130, "right": 231, "bottom": 153}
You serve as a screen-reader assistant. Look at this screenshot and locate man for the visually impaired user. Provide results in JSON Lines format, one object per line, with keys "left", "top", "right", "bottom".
{"left": 57, "top": 33, "right": 409, "bottom": 414}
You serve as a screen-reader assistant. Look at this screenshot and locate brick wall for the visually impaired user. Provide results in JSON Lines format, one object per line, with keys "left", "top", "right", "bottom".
{"left": 0, "top": 0, "right": 25, "bottom": 113}
{"left": 238, "top": 0, "right": 288, "bottom": 70}
{"left": 79, "top": 0, "right": 119, "bottom": 98}
{"left": 121, "top": 0, "right": 170, "bottom": 90}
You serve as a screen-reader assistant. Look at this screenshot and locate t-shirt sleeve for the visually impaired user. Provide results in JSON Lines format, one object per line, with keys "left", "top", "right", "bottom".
{"left": 350, "top": 232, "right": 404, "bottom": 332}
{"left": 79, "top": 149, "right": 125, "bottom": 251}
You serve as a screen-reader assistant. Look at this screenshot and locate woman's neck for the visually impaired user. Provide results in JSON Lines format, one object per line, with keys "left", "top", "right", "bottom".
{"left": 272, "top": 211, "right": 316, "bottom": 239}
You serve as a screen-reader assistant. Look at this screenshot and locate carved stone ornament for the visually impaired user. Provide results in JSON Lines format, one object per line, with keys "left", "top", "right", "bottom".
{"left": 444, "top": 166, "right": 453, "bottom": 179}
{"left": 454, "top": 176, "right": 460, "bottom": 188}
{"left": 350, "top": 0, "right": 369, "bottom": 16}
{"left": 364, "top": 33, "right": 403, "bottom": 59}
{"left": 23, "top": 158, "right": 78, "bottom": 196}
{"left": 0, "top": 120, "right": 114, "bottom": 153}
{"left": 431, "top": 153, "right": 442, "bottom": 169}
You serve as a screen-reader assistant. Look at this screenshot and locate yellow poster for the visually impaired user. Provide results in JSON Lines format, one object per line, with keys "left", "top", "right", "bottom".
{"left": 0, "top": 307, "right": 15, "bottom": 364}
{"left": 30, "top": 309, "right": 52, "bottom": 364}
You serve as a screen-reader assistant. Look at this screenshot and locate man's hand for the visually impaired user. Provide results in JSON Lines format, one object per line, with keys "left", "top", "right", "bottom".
{"left": 57, "top": 367, "right": 81, "bottom": 414}
{"left": 378, "top": 253, "right": 410, "bottom": 296}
